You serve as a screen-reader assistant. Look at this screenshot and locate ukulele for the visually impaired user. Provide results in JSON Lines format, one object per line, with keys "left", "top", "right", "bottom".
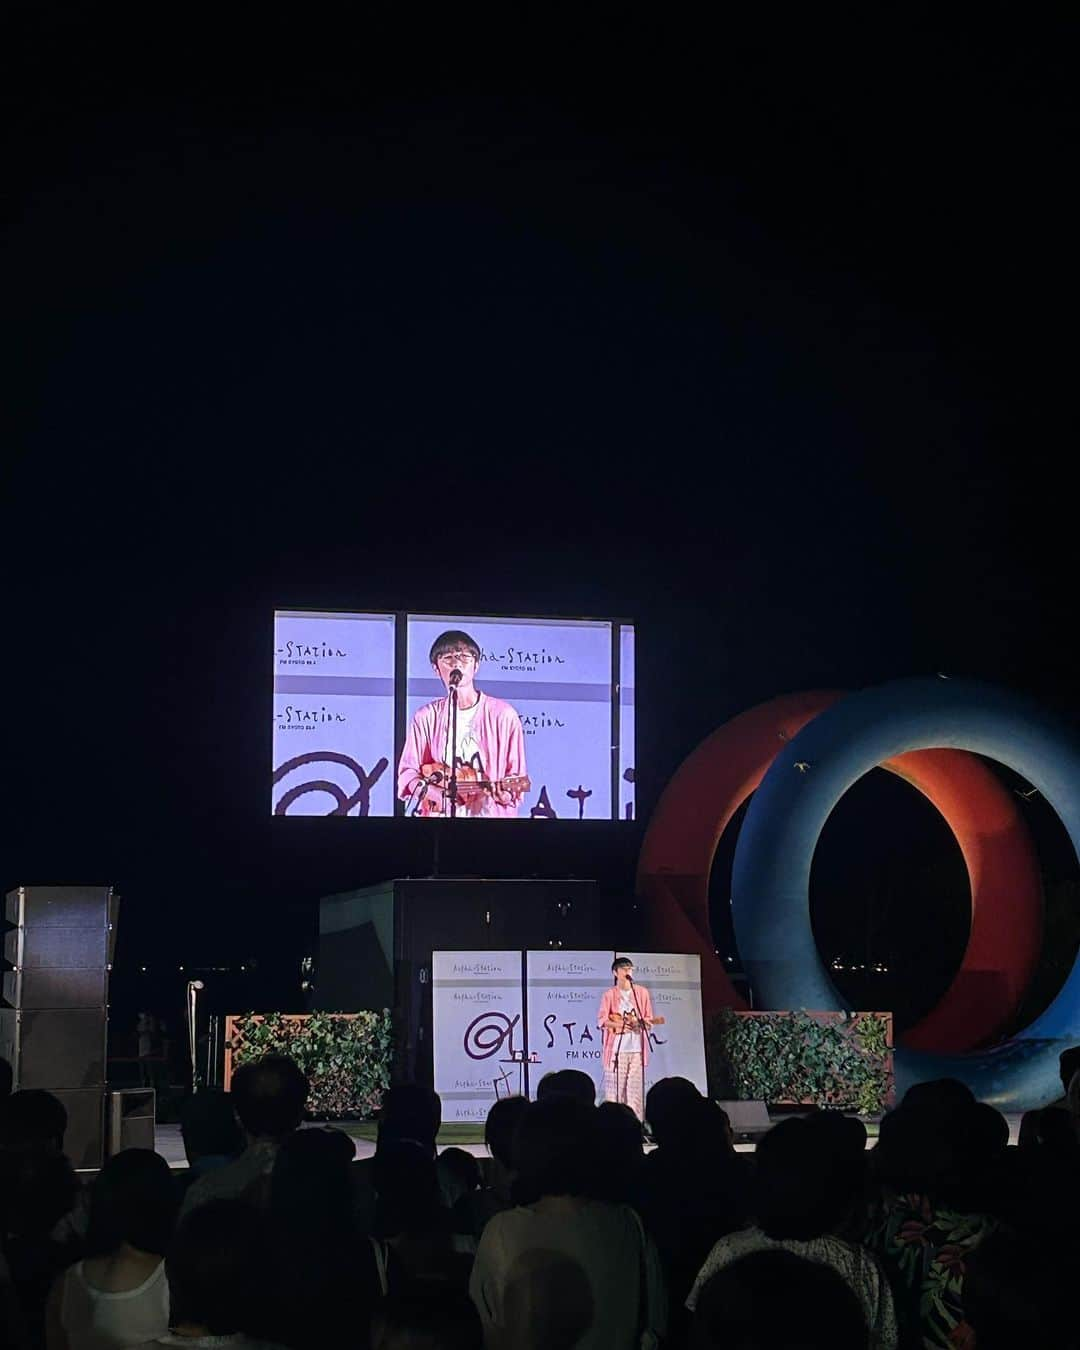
{"left": 415, "top": 762, "right": 532, "bottom": 816}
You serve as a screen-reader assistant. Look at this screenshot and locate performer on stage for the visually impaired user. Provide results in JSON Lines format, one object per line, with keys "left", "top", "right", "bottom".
{"left": 597, "top": 957, "right": 657, "bottom": 1121}
{"left": 397, "top": 629, "right": 529, "bottom": 818}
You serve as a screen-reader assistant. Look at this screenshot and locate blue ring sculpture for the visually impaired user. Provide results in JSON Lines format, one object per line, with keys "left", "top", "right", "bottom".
{"left": 730, "top": 677, "right": 1080, "bottom": 1110}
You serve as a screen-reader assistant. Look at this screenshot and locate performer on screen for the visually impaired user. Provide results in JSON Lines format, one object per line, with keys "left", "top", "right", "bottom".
{"left": 397, "top": 629, "right": 529, "bottom": 818}
{"left": 597, "top": 957, "right": 657, "bottom": 1121}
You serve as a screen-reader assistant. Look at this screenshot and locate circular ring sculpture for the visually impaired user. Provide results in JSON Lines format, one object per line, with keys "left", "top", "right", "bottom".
{"left": 730, "top": 677, "right": 1080, "bottom": 1110}
{"left": 637, "top": 691, "right": 1042, "bottom": 1053}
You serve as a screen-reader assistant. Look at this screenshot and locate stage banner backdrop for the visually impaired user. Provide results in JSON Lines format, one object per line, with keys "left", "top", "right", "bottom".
{"left": 431, "top": 951, "right": 524, "bottom": 1123}
{"left": 407, "top": 615, "right": 615, "bottom": 819}
{"left": 621, "top": 952, "right": 708, "bottom": 1093}
{"left": 525, "top": 950, "right": 614, "bottom": 1100}
{"left": 272, "top": 611, "right": 396, "bottom": 816}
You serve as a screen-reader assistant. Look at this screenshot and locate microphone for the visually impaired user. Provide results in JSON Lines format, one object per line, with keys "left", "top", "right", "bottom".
{"left": 188, "top": 980, "right": 205, "bottom": 990}
{"left": 449, "top": 669, "right": 462, "bottom": 687}
{"left": 626, "top": 974, "right": 634, "bottom": 983}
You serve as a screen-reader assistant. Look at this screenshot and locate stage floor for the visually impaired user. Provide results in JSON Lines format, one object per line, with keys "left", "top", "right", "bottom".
{"left": 153, "top": 1113, "right": 1027, "bottom": 1167}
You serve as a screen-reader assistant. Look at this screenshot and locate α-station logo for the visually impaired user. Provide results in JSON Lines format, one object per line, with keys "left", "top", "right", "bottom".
{"left": 481, "top": 643, "right": 567, "bottom": 673}
{"left": 275, "top": 638, "right": 348, "bottom": 668}
{"left": 451, "top": 960, "right": 504, "bottom": 977}
{"left": 542, "top": 960, "right": 596, "bottom": 976}
{"left": 519, "top": 711, "right": 567, "bottom": 736}
{"left": 276, "top": 705, "right": 347, "bottom": 731}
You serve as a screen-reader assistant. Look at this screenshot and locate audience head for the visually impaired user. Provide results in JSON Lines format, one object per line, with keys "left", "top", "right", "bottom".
{"left": 964, "top": 1101, "right": 1010, "bottom": 1161}
{"left": 1018, "top": 1105, "right": 1078, "bottom": 1153}
{"left": 692, "top": 1250, "right": 868, "bottom": 1350}
{"left": 645, "top": 1076, "right": 703, "bottom": 1146}
{"left": 484, "top": 1095, "right": 529, "bottom": 1172}
{"left": 373, "top": 1139, "right": 445, "bottom": 1239}
{"left": 87, "top": 1147, "right": 178, "bottom": 1256}
{"left": 878, "top": 1091, "right": 1012, "bottom": 1211}
{"left": 377, "top": 1084, "right": 442, "bottom": 1155}
{"left": 0, "top": 1087, "right": 68, "bottom": 1153}
{"left": 180, "top": 1087, "right": 244, "bottom": 1164}
{"left": 230, "top": 1055, "right": 308, "bottom": 1142}
{"left": 0, "top": 1055, "right": 12, "bottom": 1099}
{"left": 965, "top": 1227, "right": 1077, "bottom": 1349}
{"left": 810, "top": 1109, "right": 867, "bottom": 1184}
{"left": 873, "top": 1104, "right": 956, "bottom": 1196}
{"left": 513, "top": 1097, "right": 594, "bottom": 1204}
{"left": 713, "top": 1102, "right": 735, "bottom": 1153}
{"left": 900, "top": 1077, "right": 975, "bottom": 1127}
{"left": 167, "top": 1199, "right": 276, "bottom": 1336}
{"left": 645, "top": 1079, "right": 736, "bottom": 1160}
{"left": 271, "top": 1126, "right": 356, "bottom": 1242}
{"left": 1058, "top": 1044, "right": 1080, "bottom": 1096}
{"left": 753, "top": 1116, "right": 862, "bottom": 1240}
{"left": 438, "top": 1146, "right": 481, "bottom": 1201}
{"left": 371, "top": 1290, "right": 483, "bottom": 1350}
{"left": 592, "top": 1102, "right": 644, "bottom": 1200}
{"left": 535, "top": 1069, "right": 596, "bottom": 1108}
{"left": 0, "top": 1147, "right": 78, "bottom": 1236}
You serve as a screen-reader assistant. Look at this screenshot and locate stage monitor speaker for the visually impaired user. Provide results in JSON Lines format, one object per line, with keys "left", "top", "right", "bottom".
{"left": 50, "top": 1088, "right": 106, "bottom": 1170}
{"left": 107, "top": 1088, "right": 156, "bottom": 1155}
{"left": 315, "top": 878, "right": 617, "bottom": 1082}
{"left": 714, "top": 1099, "right": 772, "bottom": 1141}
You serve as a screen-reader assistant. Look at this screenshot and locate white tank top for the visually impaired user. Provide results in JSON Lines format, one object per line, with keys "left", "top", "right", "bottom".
{"left": 60, "top": 1258, "right": 170, "bottom": 1350}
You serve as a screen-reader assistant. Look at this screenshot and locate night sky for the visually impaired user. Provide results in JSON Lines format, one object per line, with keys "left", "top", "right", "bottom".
{"left": 5, "top": 13, "right": 1076, "bottom": 1032}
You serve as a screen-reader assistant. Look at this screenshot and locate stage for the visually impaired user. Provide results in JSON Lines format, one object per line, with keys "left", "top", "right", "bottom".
{"left": 149, "top": 1113, "right": 1028, "bottom": 1168}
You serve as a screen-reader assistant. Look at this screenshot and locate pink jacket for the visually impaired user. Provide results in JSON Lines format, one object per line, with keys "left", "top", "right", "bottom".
{"left": 397, "top": 691, "right": 527, "bottom": 818}
{"left": 596, "top": 983, "right": 655, "bottom": 1069}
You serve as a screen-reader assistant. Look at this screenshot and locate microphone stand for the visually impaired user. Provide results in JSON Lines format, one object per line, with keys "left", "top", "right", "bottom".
{"left": 447, "top": 678, "right": 460, "bottom": 820}
{"left": 187, "top": 980, "right": 204, "bottom": 1092}
{"left": 611, "top": 977, "right": 620, "bottom": 1098}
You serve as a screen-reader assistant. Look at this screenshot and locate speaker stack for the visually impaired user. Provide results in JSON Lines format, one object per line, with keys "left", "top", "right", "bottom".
{"left": 0, "top": 885, "right": 118, "bottom": 1168}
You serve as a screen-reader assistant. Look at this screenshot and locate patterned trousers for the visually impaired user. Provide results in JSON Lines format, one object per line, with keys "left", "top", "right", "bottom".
{"left": 603, "top": 1053, "right": 644, "bottom": 1120}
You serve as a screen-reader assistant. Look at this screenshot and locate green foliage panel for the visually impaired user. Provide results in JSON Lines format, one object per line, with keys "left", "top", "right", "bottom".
{"left": 708, "top": 1009, "right": 893, "bottom": 1115}
{"left": 229, "top": 1010, "right": 393, "bottom": 1119}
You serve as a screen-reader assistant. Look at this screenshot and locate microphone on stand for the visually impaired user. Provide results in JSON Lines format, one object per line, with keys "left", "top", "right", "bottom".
{"left": 449, "top": 669, "right": 462, "bottom": 687}
{"left": 187, "top": 980, "right": 205, "bottom": 1092}
{"left": 410, "top": 769, "right": 443, "bottom": 816}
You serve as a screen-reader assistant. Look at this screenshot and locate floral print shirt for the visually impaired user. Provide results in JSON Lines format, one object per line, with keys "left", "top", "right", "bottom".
{"left": 865, "top": 1193, "right": 996, "bottom": 1349}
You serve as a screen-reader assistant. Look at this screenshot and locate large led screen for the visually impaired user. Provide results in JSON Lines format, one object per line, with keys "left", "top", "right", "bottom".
{"left": 271, "top": 610, "right": 634, "bottom": 819}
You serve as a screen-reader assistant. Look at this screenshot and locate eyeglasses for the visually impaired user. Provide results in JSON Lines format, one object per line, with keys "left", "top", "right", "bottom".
{"left": 437, "top": 652, "right": 476, "bottom": 665}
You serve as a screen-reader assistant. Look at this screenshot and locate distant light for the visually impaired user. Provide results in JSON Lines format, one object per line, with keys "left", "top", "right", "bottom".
{"left": 140, "top": 966, "right": 148, "bottom": 972}
{"left": 178, "top": 965, "right": 184, "bottom": 971}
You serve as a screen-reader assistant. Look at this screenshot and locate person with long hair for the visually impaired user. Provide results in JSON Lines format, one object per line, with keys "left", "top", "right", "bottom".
{"left": 470, "top": 1098, "right": 666, "bottom": 1350}
{"left": 46, "top": 1149, "right": 177, "bottom": 1350}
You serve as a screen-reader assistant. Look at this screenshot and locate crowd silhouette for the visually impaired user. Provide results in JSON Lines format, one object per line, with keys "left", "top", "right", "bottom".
{"left": 2, "top": 1047, "right": 1078, "bottom": 1349}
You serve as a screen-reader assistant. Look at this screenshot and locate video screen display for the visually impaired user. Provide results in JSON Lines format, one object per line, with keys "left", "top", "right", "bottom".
{"left": 272, "top": 611, "right": 635, "bottom": 820}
